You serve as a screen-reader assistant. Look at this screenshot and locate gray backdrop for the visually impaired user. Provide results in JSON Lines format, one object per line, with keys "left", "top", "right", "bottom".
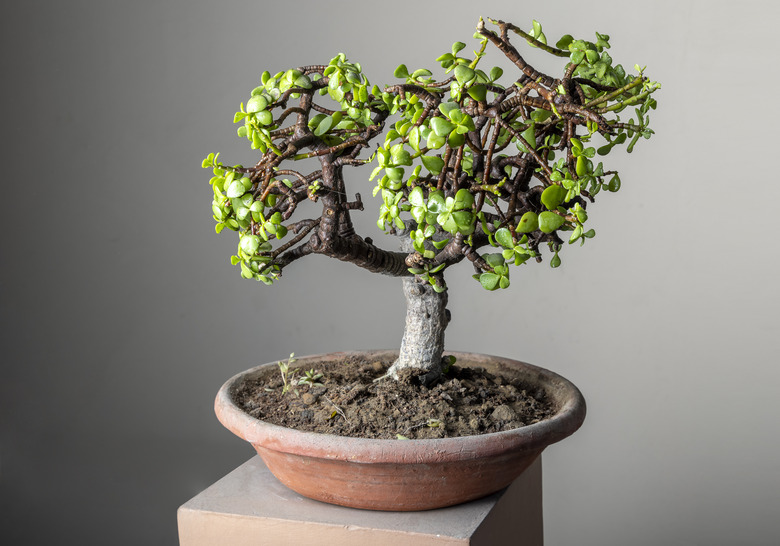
{"left": 2, "top": 0, "right": 779, "bottom": 544}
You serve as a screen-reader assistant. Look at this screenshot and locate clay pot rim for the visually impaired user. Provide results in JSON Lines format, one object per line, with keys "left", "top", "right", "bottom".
{"left": 215, "top": 350, "right": 586, "bottom": 464}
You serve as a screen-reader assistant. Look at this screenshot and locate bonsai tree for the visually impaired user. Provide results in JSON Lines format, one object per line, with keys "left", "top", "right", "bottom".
{"left": 202, "top": 17, "right": 660, "bottom": 386}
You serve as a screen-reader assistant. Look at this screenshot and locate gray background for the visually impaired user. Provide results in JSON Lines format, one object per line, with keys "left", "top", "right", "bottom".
{"left": 2, "top": 0, "right": 778, "bottom": 544}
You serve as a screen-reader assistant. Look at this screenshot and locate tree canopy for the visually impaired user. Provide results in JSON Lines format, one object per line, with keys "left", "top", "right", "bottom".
{"left": 202, "top": 17, "right": 660, "bottom": 293}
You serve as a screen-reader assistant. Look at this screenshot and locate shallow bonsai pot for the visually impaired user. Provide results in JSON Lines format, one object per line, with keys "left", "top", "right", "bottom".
{"left": 215, "top": 350, "right": 586, "bottom": 511}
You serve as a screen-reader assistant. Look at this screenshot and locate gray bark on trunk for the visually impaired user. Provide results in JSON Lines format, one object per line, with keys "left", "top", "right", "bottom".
{"left": 386, "top": 239, "right": 450, "bottom": 386}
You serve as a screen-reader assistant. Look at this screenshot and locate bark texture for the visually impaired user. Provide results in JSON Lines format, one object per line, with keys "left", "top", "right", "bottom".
{"left": 386, "top": 242, "right": 450, "bottom": 385}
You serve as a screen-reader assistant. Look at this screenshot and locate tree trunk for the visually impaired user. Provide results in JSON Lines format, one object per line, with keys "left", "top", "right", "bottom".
{"left": 385, "top": 241, "right": 450, "bottom": 386}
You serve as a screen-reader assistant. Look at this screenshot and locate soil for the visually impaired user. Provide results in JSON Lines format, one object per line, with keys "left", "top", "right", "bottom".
{"left": 234, "top": 355, "right": 555, "bottom": 440}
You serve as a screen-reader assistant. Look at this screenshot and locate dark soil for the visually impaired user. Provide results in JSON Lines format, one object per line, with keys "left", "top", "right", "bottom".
{"left": 234, "top": 355, "right": 555, "bottom": 440}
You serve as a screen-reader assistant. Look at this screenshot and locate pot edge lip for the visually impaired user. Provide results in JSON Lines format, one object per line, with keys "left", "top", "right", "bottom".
{"left": 214, "top": 349, "right": 586, "bottom": 462}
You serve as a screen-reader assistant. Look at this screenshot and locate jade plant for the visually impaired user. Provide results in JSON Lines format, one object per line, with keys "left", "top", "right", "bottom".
{"left": 202, "top": 17, "right": 660, "bottom": 385}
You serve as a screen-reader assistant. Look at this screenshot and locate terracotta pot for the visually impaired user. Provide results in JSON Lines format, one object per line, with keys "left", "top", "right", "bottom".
{"left": 215, "top": 350, "right": 586, "bottom": 511}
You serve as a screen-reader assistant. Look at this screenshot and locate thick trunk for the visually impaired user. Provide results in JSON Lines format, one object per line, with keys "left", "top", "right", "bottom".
{"left": 386, "top": 241, "right": 450, "bottom": 386}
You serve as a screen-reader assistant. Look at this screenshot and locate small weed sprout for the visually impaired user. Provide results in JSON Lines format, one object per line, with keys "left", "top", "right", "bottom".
{"left": 298, "top": 369, "right": 324, "bottom": 388}
{"left": 441, "top": 355, "right": 456, "bottom": 374}
{"left": 274, "top": 355, "right": 325, "bottom": 396}
{"left": 278, "top": 353, "right": 299, "bottom": 395}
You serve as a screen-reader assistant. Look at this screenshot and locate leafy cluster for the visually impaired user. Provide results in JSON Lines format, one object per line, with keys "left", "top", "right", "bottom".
{"left": 203, "top": 18, "right": 659, "bottom": 292}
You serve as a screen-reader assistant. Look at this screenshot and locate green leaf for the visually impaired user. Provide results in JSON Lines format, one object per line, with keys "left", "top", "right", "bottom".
{"left": 427, "top": 191, "right": 445, "bottom": 212}
{"left": 428, "top": 263, "right": 445, "bottom": 274}
{"left": 236, "top": 207, "right": 250, "bottom": 221}
{"left": 495, "top": 228, "right": 514, "bottom": 249}
{"left": 569, "top": 225, "right": 583, "bottom": 243}
{"left": 597, "top": 143, "right": 614, "bottom": 156}
{"left": 409, "top": 186, "right": 425, "bottom": 207}
{"left": 484, "top": 253, "right": 505, "bottom": 268}
{"left": 391, "top": 147, "right": 412, "bottom": 166}
{"left": 458, "top": 112, "right": 476, "bottom": 131}
{"left": 240, "top": 235, "right": 261, "bottom": 255}
{"left": 408, "top": 126, "right": 421, "bottom": 151}
{"left": 479, "top": 272, "right": 500, "bottom": 291}
{"left": 314, "top": 115, "right": 333, "bottom": 136}
{"left": 627, "top": 131, "right": 641, "bottom": 153}
{"left": 385, "top": 167, "right": 404, "bottom": 181}
{"left": 530, "top": 109, "right": 552, "bottom": 123}
{"left": 454, "top": 189, "right": 475, "bottom": 210}
{"left": 452, "top": 211, "right": 474, "bottom": 232}
{"left": 438, "top": 102, "right": 459, "bottom": 118}
{"left": 538, "top": 211, "right": 565, "bottom": 233}
{"left": 532, "top": 20, "right": 542, "bottom": 38}
{"left": 454, "top": 65, "right": 475, "bottom": 85}
{"left": 541, "top": 185, "right": 567, "bottom": 210}
{"left": 550, "top": 253, "right": 562, "bottom": 268}
{"left": 513, "top": 253, "right": 531, "bottom": 266}
{"left": 329, "top": 85, "right": 345, "bottom": 102}
{"left": 426, "top": 132, "right": 446, "bottom": 150}
{"left": 516, "top": 211, "right": 539, "bottom": 233}
{"left": 226, "top": 180, "right": 245, "bottom": 199}
{"left": 430, "top": 117, "right": 456, "bottom": 137}
{"left": 246, "top": 95, "right": 268, "bottom": 113}
{"left": 448, "top": 131, "right": 465, "bottom": 148}
{"left": 520, "top": 123, "right": 536, "bottom": 151}
{"left": 467, "top": 84, "right": 487, "bottom": 102}
{"left": 256, "top": 110, "right": 273, "bottom": 126}
{"left": 394, "top": 64, "right": 409, "bottom": 79}
{"left": 451, "top": 41, "right": 467, "bottom": 55}
{"left": 489, "top": 66, "right": 503, "bottom": 81}
{"left": 556, "top": 34, "right": 574, "bottom": 50}
{"left": 576, "top": 155, "right": 590, "bottom": 176}
{"left": 439, "top": 212, "right": 458, "bottom": 234}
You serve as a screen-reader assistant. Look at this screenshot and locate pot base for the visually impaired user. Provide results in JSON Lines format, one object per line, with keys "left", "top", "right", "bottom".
{"left": 258, "top": 446, "right": 541, "bottom": 511}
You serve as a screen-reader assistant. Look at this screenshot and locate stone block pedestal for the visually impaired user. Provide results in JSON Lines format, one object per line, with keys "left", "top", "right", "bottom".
{"left": 178, "top": 455, "right": 543, "bottom": 545}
